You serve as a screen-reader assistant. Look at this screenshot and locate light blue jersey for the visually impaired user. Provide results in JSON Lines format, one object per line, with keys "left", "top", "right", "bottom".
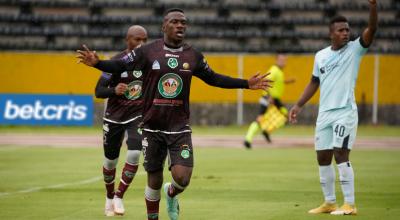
{"left": 312, "top": 37, "right": 368, "bottom": 112}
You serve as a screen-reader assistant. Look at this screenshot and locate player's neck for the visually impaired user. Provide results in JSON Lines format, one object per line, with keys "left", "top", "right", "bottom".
{"left": 164, "top": 38, "right": 184, "bottom": 49}
{"left": 331, "top": 43, "right": 347, "bottom": 51}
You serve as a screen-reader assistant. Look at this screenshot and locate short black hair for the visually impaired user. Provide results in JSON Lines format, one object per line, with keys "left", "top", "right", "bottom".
{"left": 164, "top": 8, "right": 185, "bottom": 17}
{"left": 329, "top": 15, "right": 348, "bottom": 26}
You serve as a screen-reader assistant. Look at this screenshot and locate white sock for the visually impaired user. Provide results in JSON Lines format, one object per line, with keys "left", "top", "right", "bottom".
{"left": 319, "top": 165, "right": 336, "bottom": 203}
{"left": 337, "top": 162, "right": 355, "bottom": 205}
{"left": 145, "top": 186, "right": 161, "bottom": 201}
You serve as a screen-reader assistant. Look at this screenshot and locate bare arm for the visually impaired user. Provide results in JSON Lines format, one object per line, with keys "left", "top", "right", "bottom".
{"left": 76, "top": 44, "right": 127, "bottom": 73}
{"left": 361, "top": 0, "right": 378, "bottom": 47}
{"left": 288, "top": 78, "right": 319, "bottom": 123}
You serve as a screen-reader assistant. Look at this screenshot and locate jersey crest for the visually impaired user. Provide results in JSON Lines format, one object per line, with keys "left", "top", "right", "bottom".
{"left": 158, "top": 73, "right": 183, "bottom": 98}
{"left": 167, "top": 58, "right": 179, "bottom": 69}
{"left": 124, "top": 80, "right": 142, "bottom": 100}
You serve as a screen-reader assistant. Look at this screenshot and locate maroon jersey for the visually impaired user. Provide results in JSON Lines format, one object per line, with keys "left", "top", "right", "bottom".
{"left": 95, "top": 39, "right": 248, "bottom": 132}
{"left": 117, "top": 39, "right": 248, "bottom": 132}
{"left": 101, "top": 51, "right": 143, "bottom": 123}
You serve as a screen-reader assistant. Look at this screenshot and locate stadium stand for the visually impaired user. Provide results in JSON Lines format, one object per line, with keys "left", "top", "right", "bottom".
{"left": 0, "top": 0, "right": 399, "bottom": 52}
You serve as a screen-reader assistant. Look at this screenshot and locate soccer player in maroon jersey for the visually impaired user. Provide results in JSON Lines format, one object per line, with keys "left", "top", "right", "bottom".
{"left": 77, "top": 8, "right": 272, "bottom": 220}
{"left": 95, "top": 25, "right": 147, "bottom": 216}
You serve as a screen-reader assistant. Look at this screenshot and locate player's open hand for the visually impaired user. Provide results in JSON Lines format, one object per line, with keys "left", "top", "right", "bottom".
{"left": 288, "top": 104, "right": 301, "bottom": 124}
{"left": 115, "top": 83, "right": 128, "bottom": 95}
{"left": 76, "top": 44, "right": 99, "bottom": 66}
{"left": 248, "top": 72, "right": 273, "bottom": 90}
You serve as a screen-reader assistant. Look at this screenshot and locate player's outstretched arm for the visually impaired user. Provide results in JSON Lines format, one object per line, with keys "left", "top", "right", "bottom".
{"left": 194, "top": 53, "right": 272, "bottom": 90}
{"left": 362, "top": 0, "right": 378, "bottom": 47}
{"left": 288, "top": 79, "right": 319, "bottom": 123}
{"left": 76, "top": 44, "right": 99, "bottom": 66}
{"left": 247, "top": 72, "right": 273, "bottom": 90}
{"left": 76, "top": 45, "right": 127, "bottom": 74}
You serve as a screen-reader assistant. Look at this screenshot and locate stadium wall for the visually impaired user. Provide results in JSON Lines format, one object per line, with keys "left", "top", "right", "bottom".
{"left": 1, "top": 52, "right": 399, "bottom": 125}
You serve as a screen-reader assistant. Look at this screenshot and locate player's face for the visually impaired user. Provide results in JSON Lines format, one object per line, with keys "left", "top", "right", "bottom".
{"left": 276, "top": 54, "right": 287, "bottom": 68}
{"left": 126, "top": 33, "right": 148, "bottom": 50}
{"left": 163, "top": 12, "right": 187, "bottom": 44}
{"left": 126, "top": 33, "right": 147, "bottom": 50}
{"left": 330, "top": 22, "right": 350, "bottom": 49}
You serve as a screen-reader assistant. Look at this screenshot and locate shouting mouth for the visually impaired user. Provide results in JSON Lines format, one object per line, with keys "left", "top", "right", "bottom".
{"left": 176, "top": 30, "right": 184, "bottom": 38}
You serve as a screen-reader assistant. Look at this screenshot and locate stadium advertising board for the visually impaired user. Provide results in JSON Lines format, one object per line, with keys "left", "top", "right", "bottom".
{"left": 0, "top": 94, "right": 93, "bottom": 126}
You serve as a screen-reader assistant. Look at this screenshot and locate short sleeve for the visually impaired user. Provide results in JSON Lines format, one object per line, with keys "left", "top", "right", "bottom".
{"left": 312, "top": 55, "right": 320, "bottom": 78}
{"left": 353, "top": 37, "right": 369, "bottom": 56}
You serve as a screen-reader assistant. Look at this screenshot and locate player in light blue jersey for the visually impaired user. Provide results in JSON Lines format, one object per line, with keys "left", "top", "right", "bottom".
{"left": 289, "top": 0, "right": 378, "bottom": 216}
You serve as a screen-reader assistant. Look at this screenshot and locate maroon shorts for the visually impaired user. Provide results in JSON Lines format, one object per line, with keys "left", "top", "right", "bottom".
{"left": 142, "top": 130, "right": 193, "bottom": 172}
{"left": 103, "top": 119, "right": 142, "bottom": 160}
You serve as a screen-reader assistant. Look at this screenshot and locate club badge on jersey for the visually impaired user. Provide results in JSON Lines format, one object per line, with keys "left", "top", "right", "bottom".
{"left": 157, "top": 73, "right": 183, "bottom": 98}
{"left": 167, "top": 58, "right": 178, "bottom": 69}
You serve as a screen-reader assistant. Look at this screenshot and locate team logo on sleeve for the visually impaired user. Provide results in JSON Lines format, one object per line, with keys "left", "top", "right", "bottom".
{"left": 158, "top": 73, "right": 183, "bottom": 98}
{"left": 167, "top": 58, "right": 179, "bottom": 69}
{"left": 202, "top": 58, "right": 210, "bottom": 70}
{"left": 127, "top": 53, "right": 134, "bottom": 62}
{"left": 124, "top": 80, "right": 142, "bottom": 100}
{"left": 320, "top": 67, "right": 325, "bottom": 74}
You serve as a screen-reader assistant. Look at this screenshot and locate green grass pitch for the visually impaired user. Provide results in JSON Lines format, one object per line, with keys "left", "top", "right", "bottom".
{"left": 0, "top": 126, "right": 399, "bottom": 219}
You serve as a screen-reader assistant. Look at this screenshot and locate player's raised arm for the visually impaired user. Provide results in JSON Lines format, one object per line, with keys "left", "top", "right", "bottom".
{"left": 76, "top": 44, "right": 128, "bottom": 74}
{"left": 361, "top": 0, "right": 378, "bottom": 47}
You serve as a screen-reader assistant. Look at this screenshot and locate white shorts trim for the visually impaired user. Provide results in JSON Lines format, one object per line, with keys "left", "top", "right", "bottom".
{"left": 103, "top": 115, "right": 142, "bottom": 124}
{"left": 143, "top": 128, "right": 192, "bottom": 134}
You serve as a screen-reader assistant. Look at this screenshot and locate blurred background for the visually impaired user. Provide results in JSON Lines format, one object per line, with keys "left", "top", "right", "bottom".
{"left": 0, "top": 0, "right": 399, "bottom": 126}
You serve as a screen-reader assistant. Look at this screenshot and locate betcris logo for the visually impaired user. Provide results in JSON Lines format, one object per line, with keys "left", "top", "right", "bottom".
{"left": 0, "top": 94, "right": 93, "bottom": 126}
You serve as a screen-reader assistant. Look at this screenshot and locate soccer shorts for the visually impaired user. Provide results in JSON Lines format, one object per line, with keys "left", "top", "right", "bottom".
{"left": 142, "top": 131, "right": 193, "bottom": 173}
{"left": 103, "top": 119, "right": 142, "bottom": 160}
{"left": 315, "top": 107, "right": 358, "bottom": 151}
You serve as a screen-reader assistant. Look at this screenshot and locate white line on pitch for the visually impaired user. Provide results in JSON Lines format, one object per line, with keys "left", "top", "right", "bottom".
{"left": 0, "top": 171, "right": 145, "bottom": 198}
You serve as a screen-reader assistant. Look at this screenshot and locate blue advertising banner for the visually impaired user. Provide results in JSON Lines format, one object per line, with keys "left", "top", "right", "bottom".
{"left": 0, "top": 94, "right": 93, "bottom": 126}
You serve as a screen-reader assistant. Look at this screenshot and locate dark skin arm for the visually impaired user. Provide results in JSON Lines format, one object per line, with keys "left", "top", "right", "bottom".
{"left": 362, "top": 0, "right": 378, "bottom": 47}
{"left": 288, "top": 79, "right": 319, "bottom": 123}
{"left": 76, "top": 45, "right": 127, "bottom": 73}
